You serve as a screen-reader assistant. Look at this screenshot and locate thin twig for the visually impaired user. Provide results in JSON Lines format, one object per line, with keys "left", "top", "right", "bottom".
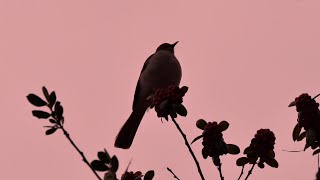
{"left": 217, "top": 163, "right": 224, "bottom": 180}
{"left": 313, "top": 93, "right": 320, "bottom": 100}
{"left": 171, "top": 116, "right": 205, "bottom": 180}
{"left": 60, "top": 126, "right": 102, "bottom": 180}
{"left": 167, "top": 167, "right": 180, "bottom": 180}
{"left": 244, "top": 163, "right": 256, "bottom": 180}
{"left": 237, "top": 165, "right": 245, "bottom": 180}
{"left": 318, "top": 154, "right": 319, "bottom": 169}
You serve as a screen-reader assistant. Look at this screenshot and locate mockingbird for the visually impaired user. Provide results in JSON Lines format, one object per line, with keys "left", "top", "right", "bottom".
{"left": 115, "top": 41, "right": 182, "bottom": 149}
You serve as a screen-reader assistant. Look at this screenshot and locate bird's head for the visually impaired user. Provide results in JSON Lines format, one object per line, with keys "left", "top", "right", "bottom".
{"left": 156, "top": 41, "right": 179, "bottom": 53}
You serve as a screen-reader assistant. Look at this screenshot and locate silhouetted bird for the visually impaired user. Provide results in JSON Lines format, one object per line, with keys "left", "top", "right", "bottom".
{"left": 115, "top": 41, "right": 182, "bottom": 149}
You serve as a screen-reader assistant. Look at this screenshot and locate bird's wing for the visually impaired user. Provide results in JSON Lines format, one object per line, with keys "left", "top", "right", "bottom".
{"left": 132, "top": 54, "right": 153, "bottom": 110}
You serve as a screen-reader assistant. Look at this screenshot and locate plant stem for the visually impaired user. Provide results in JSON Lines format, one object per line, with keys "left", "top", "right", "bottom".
{"left": 171, "top": 117, "right": 205, "bottom": 180}
{"left": 217, "top": 163, "right": 224, "bottom": 180}
{"left": 167, "top": 167, "right": 180, "bottom": 180}
{"left": 313, "top": 93, "right": 320, "bottom": 100}
{"left": 60, "top": 126, "right": 102, "bottom": 180}
{"left": 237, "top": 165, "right": 245, "bottom": 180}
{"left": 244, "top": 163, "right": 256, "bottom": 180}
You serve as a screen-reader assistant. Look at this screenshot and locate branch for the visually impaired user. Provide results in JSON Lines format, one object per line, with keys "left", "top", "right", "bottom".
{"left": 60, "top": 126, "right": 102, "bottom": 180}
{"left": 237, "top": 165, "right": 245, "bottom": 180}
{"left": 244, "top": 163, "right": 256, "bottom": 180}
{"left": 167, "top": 167, "right": 180, "bottom": 180}
{"left": 217, "top": 163, "right": 224, "bottom": 180}
{"left": 171, "top": 116, "right": 205, "bottom": 180}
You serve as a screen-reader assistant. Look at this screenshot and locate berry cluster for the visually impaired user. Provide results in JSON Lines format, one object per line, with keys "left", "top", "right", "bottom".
{"left": 202, "top": 122, "right": 228, "bottom": 157}
{"left": 121, "top": 171, "right": 143, "bottom": 180}
{"left": 151, "top": 85, "right": 187, "bottom": 118}
{"left": 250, "top": 129, "right": 276, "bottom": 157}
{"left": 294, "top": 93, "right": 320, "bottom": 130}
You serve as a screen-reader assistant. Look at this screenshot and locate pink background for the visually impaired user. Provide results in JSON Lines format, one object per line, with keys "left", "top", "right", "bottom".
{"left": 1, "top": 0, "right": 320, "bottom": 179}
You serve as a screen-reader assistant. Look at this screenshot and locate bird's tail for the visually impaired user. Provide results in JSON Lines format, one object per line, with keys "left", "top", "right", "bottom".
{"left": 115, "top": 109, "right": 146, "bottom": 149}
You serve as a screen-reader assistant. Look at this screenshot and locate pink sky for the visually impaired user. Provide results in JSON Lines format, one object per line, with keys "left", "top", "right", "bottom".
{"left": 1, "top": 0, "right": 320, "bottom": 179}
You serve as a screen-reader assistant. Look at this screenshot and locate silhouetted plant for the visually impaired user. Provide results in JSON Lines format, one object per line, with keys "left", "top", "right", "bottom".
{"left": 192, "top": 120, "right": 240, "bottom": 180}
{"left": 289, "top": 93, "right": 320, "bottom": 179}
{"left": 27, "top": 86, "right": 154, "bottom": 180}
{"left": 236, "top": 129, "right": 278, "bottom": 180}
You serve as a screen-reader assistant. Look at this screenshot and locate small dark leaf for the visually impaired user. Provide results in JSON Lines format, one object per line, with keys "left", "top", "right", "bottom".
{"left": 27, "top": 94, "right": 47, "bottom": 107}
{"left": 292, "top": 123, "right": 301, "bottom": 141}
{"left": 219, "top": 121, "right": 229, "bottom": 131}
{"left": 111, "top": 156, "right": 119, "bottom": 172}
{"left": 170, "top": 111, "right": 177, "bottom": 119}
{"left": 144, "top": 170, "right": 155, "bottom": 180}
{"left": 212, "top": 156, "right": 221, "bottom": 166}
{"left": 91, "top": 160, "right": 109, "bottom": 172}
{"left": 258, "top": 162, "right": 265, "bottom": 169}
{"left": 48, "top": 91, "right": 56, "bottom": 107}
{"left": 98, "top": 151, "right": 110, "bottom": 164}
{"left": 191, "top": 135, "right": 204, "bottom": 144}
{"left": 304, "top": 142, "right": 311, "bottom": 151}
{"left": 244, "top": 147, "right": 252, "bottom": 154}
{"left": 313, "top": 149, "right": 320, "bottom": 156}
{"left": 297, "top": 131, "right": 306, "bottom": 141}
{"left": 288, "top": 100, "right": 296, "bottom": 107}
{"left": 159, "top": 100, "right": 169, "bottom": 110}
{"left": 267, "top": 150, "right": 275, "bottom": 158}
{"left": 264, "top": 157, "right": 279, "bottom": 168}
{"left": 32, "top": 110, "right": 51, "bottom": 119}
{"left": 174, "top": 104, "right": 187, "bottom": 117}
{"left": 227, "top": 144, "right": 240, "bottom": 155}
{"left": 49, "top": 118, "right": 57, "bottom": 124}
{"left": 104, "top": 171, "right": 116, "bottom": 180}
{"left": 60, "top": 117, "right": 65, "bottom": 125}
{"left": 202, "top": 148, "right": 208, "bottom": 159}
{"left": 56, "top": 104, "right": 64, "bottom": 120}
{"left": 181, "top": 86, "right": 188, "bottom": 94}
{"left": 42, "top": 86, "right": 50, "bottom": 102}
{"left": 306, "top": 129, "right": 317, "bottom": 145}
{"left": 45, "top": 127, "right": 57, "bottom": 135}
{"left": 196, "top": 119, "right": 207, "bottom": 130}
{"left": 236, "top": 157, "right": 249, "bottom": 166}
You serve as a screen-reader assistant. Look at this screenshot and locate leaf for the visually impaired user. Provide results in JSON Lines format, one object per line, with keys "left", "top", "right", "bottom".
{"left": 196, "top": 119, "right": 207, "bottom": 130}
{"left": 236, "top": 157, "right": 249, "bottom": 166}
{"left": 304, "top": 142, "right": 311, "bottom": 151}
{"left": 258, "top": 162, "right": 265, "bottom": 169}
{"left": 98, "top": 151, "right": 110, "bottom": 164}
{"left": 111, "top": 156, "right": 119, "bottom": 172}
{"left": 180, "top": 86, "right": 188, "bottom": 94}
{"left": 292, "top": 123, "right": 301, "bottom": 141}
{"left": 248, "top": 157, "right": 258, "bottom": 164}
{"left": 159, "top": 100, "right": 169, "bottom": 110}
{"left": 49, "top": 119, "right": 57, "bottom": 124}
{"left": 244, "top": 147, "right": 252, "bottom": 154}
{"left": 219, "top": 121, "right": 229, "bottom": 131}
{"left": 174, "top": 104, "right": 187, "bottom": 117}
{"left": 306, "top": 129, "right": 316, "bottom": 145}
{"left": 297, "top": 131, "right": 306, "bottom": 141}
{"left": 55, "top": 103, "right": 64, "bottom": 120}
{"left": 264, "top": 157, "right": 279, "bottom": 168}
{"left": 91, "top": 160, "right": 109, "bottom": 172}
{"left": 191, "top": 135, "right": 204, "bottom": 144}
{"left": 313, "top": 149, "right": 320, "bottom": 156}
{"left": 104, "top": 171, "right": 116, "bottom": 180}
{"left": 202, "top": 148, "right": 208, "bottom": 159}
{"left": 212, "top": 156, "right": 221, "bottom": 166}
{"left": 227, "top": 144, "right": 240, "bottom": 155}
{"left": 48, "top": 91, "right": 56, "bottom": 107}
{"left": 27, "top": 94, "right": 47, "bottom": 107}
{"left": 42, "top": 86, "right": 50, "bottom": 102}
{"left": 267, "top": 150, "right": 275, "bottom": 158}
{"left": 45, "top": 127, "right": 57, "bottom": 135}
{"left": 288, "top": 100, "right": 296, "bottom": 107}
{"left": 144, "top": 170, "right": 155, "bottom": 180}
{"left": 32, "top": 110, "right": 51, "bottom": 119}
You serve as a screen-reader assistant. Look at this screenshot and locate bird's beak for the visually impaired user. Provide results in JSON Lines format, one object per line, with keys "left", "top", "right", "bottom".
{"left": 172, "top": 41, "right": 179, "bottom": 47}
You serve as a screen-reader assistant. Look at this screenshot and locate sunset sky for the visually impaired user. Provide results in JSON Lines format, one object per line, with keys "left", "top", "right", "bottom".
{"left": 1, "top": 0, "right": 320, "bottom": 179}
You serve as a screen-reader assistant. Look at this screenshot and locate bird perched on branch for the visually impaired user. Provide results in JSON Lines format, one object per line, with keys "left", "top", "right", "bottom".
{"left": 115, "top": 41, "right": 182, "bottom": 149}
